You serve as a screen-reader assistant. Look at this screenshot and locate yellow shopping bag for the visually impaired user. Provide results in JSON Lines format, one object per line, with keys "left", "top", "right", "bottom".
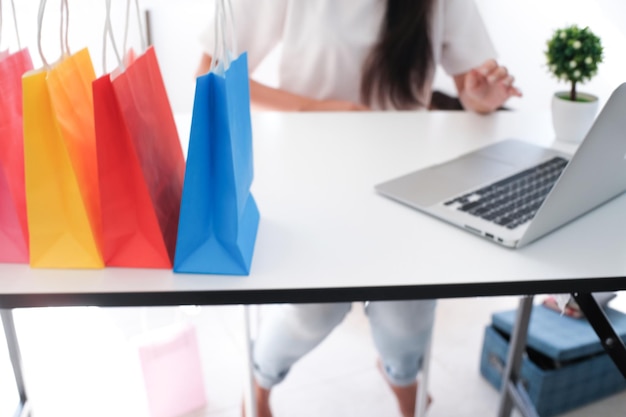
{"left": 23, "top": 49, "right": 103, "bottom": 268}
{"left": 23, "top": 1, "right": 103, "bottom": 268}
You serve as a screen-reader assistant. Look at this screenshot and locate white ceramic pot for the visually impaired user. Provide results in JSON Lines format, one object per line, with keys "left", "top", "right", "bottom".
{"left": 551, "top": 92, "right": 599, "bottom": 143}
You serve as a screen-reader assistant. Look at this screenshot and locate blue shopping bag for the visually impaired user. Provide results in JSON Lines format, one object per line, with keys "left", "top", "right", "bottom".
{"left": 174, "top": 52, "right": 259, "bottom": 275}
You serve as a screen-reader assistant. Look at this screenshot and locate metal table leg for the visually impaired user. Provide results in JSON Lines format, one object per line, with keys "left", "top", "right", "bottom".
{"left": 414, "top": 330, "right": 432, "bottom": 417}
{"left": 496, "top": 296, "right": 538, "bottom": 417}
{"left": 1, "top": 309, "right": 29, "bottom": 417}
{"left": 243, "top": 305, "right": 258, "bottom": 417}
{"left": 572, "top": 292, "right": 626, "bottom": 378}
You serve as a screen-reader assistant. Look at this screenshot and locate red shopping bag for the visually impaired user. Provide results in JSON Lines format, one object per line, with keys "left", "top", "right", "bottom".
{"left": 96, "top": 46, "right": 184, "bottom": 267}
{"left": 0, "top": 49, "right": 34, "bottom": 263}
{"left": 94, "top": 72, "right": 172, "bottom": 268}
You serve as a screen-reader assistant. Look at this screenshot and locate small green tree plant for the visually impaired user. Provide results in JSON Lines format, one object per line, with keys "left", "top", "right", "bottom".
{"left": 545, "top": 25, "right": 603, "bottom": 102}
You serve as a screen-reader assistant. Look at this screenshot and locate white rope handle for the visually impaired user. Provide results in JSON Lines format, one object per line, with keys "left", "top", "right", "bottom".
{"left": 122, "top": 0, "right": 146, "bottom": 55}
{"left": 209, "top": 0, "right": 238, "bottom": 73}
{"left": 60, "top": 0, "right": 69, "bottom": 56}
{"left": 37, "top": 0, "right": 49, "bottom": 67}
{"left": 102, "top": 0, "right": 122, "bottom": 73}
{"left": 0, "top": 0, "right": 4, "bottom": 50}
{"left": 37, "top": 0, "right": 70, "bottom": 68}
{"left": 209, "top": 0, "right": 222, "bottom": 72}
{"left": 10, "top": 0, "right": 21, "bottom": 50}
{"left": 133, "top": 0, "right": 146, "bottom": 50}
{"left": 224, "top": 0, "right": 237, "bottom": 57}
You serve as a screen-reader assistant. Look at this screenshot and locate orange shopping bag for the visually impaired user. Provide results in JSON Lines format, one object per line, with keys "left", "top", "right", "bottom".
{"left": 22, "top": 0, "right": 103, "bottom": 268}
{"left": 0, "top": 48, "right": 33, "bottom": 263}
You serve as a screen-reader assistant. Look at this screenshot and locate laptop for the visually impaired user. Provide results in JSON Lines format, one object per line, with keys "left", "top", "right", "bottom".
{"left": 375, "top": 82, "right": 626, "bottom": 248}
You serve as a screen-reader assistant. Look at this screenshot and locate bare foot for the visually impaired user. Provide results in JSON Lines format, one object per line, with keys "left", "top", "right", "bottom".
{"left": 242, "top": 379, "right": 273, "bottom": 417}
{"left": 377, "top": 359, "right": 432, "bottom": 417}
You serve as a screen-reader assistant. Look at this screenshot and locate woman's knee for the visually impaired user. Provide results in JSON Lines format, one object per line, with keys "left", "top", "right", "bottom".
{"left": 283, "top": 302, "right": 352, "bottom": 338}
{"left": 366, "top": 300, "right": 437, "bottom": 339}
{"left": 366, "top": 300, "right": 437, "bottom": 385}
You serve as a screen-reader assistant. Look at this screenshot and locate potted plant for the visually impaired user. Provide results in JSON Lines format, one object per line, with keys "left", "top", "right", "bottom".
{"left": 545, "top": 25, "right": 603, "bottom": 142}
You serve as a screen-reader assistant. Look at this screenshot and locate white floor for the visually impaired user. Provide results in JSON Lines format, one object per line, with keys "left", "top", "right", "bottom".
{"left": 3, "top": 294, "right": 626, "bottom": 417}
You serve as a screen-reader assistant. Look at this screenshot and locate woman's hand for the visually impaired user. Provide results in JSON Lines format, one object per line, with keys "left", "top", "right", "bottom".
{"left": 455, "top": 59, "right": 522, "bottom": 114}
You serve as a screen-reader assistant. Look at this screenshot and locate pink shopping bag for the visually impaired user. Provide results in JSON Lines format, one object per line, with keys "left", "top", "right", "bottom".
{"left": 0, "top": 49, "right": 34, "bottom": 263}
{"left": 135, "top": 323, "right": 207, "bottom": 417}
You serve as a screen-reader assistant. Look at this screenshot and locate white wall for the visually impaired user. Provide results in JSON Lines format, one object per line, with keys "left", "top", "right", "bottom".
{"left": 2, "top": 1, "right": 626, "bottom": 114}
{"left": 468, "top": 0, "right": 626, "bottom": 111}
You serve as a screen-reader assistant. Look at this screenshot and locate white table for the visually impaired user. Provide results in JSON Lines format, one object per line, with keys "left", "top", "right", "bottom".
{"left": 2, "top": 111, "right": 625, "bottom": 305}
{"left": 2, "top": 111, "right": 626, "bottom": 417}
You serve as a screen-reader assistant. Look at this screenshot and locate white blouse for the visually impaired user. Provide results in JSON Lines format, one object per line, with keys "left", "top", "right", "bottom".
{"left": 199, "top": 0, "right": 497, "bottom": 109}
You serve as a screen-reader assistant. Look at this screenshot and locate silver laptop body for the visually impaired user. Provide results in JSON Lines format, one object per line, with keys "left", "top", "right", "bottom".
{"left": 375, "top": 82, "right": 626, "bottom": 248}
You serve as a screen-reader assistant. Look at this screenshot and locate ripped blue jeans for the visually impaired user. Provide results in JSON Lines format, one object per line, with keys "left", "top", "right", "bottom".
{"left": 252, "top": 299, "right": 437, "bottom": 388}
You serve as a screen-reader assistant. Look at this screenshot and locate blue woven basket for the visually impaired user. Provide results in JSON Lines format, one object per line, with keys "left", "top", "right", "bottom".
{"left": 479, "top": 305, "right": 626, "bottom": 416}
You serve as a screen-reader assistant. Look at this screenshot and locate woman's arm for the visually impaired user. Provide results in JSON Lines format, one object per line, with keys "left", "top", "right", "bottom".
{"left": 453, "top": 59, "right": 522, "bottom": 114}
{"left": 196, "top": 53, "right": 369, "bottom": 112}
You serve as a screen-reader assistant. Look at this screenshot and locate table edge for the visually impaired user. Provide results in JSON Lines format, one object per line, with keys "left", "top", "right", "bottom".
{"left": 1, "top": 277, "right": 625, "bottom": 309}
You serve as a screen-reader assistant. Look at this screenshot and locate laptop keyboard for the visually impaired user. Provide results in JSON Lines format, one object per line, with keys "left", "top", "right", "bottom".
{"left": 444, "top": 156, "right": 569, "bottom": 229}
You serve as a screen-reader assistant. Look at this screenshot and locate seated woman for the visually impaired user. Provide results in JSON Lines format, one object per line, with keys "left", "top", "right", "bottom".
{"left": 198, "top": 1, "right": 521, "bottom": 416}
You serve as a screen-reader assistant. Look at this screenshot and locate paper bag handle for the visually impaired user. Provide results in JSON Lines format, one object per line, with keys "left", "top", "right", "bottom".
{"left": 102, "top": 0, "right": 122, "bottom": 73}
{"left": 122, "top": 0, "right": 146, "bottom": 55}
{"left": 37, "top": 0, "right": 70, "bottom": 68}
{"left": 210, "top": 0, "right": 238, "bottom": 73}
{"left": 0, "top": 0, "right": 23, "bottom": 50}
{"left": 1, "top": 0, "right": 5, "bottom": 49}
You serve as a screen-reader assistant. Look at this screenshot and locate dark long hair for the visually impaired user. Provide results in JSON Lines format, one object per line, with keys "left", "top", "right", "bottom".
{"left": 361, "top": 0, "right": 435, "bottom": 109}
